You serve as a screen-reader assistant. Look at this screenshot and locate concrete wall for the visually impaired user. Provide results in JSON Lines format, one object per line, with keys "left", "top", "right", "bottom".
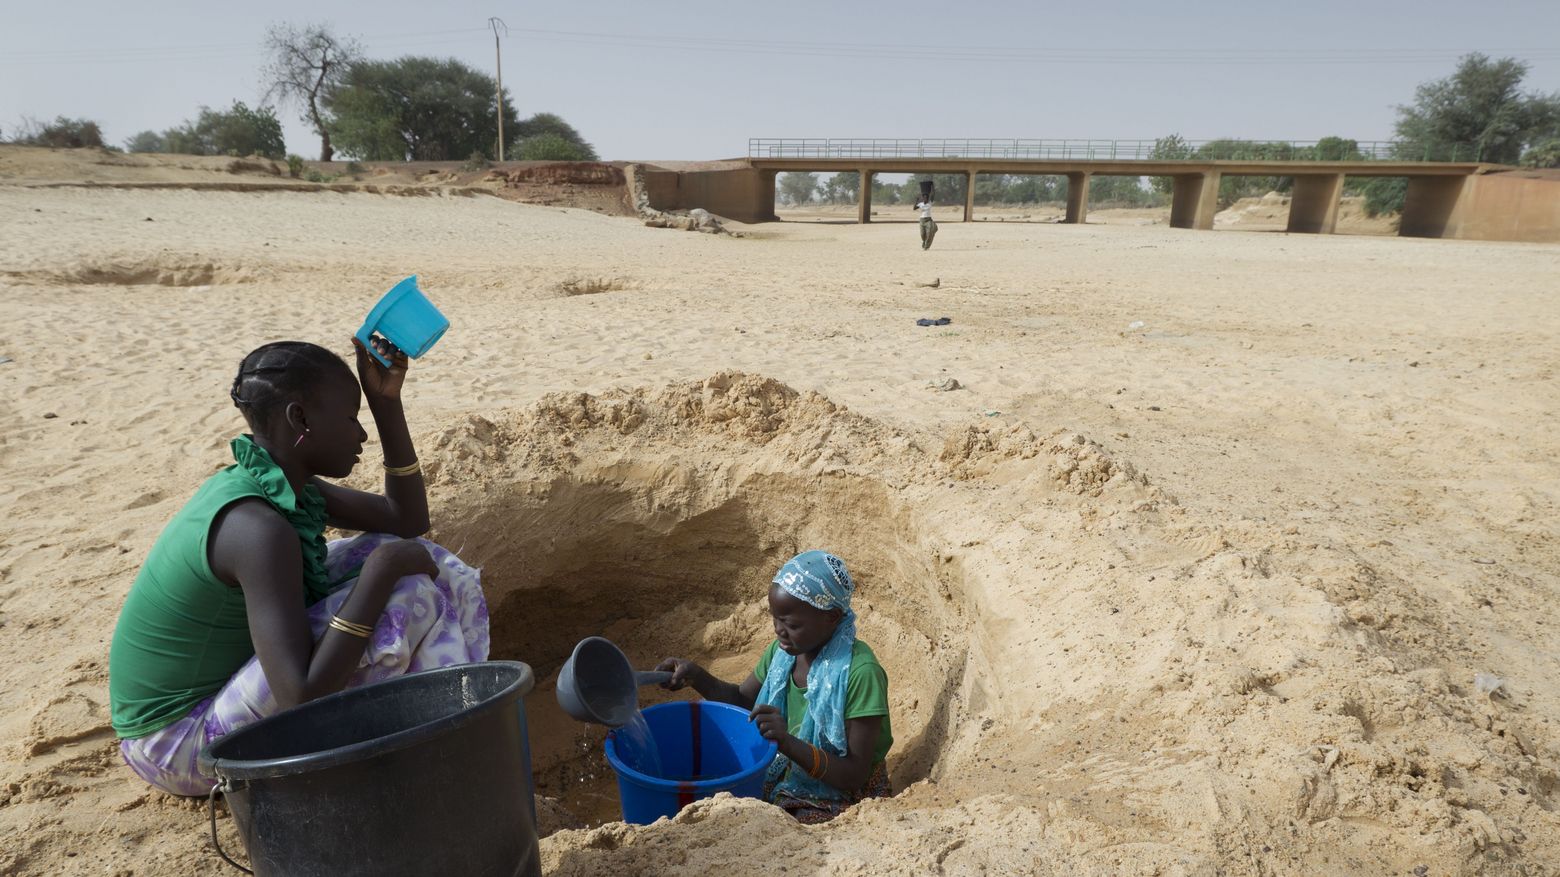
{"left": 1446, "top": 172, "right": 1560, "bottom": 243}
{"left": 641, "top": 170, "right": 680, "bottom": 212}
{"left": 642, "top": 168, "right": 777, "bottom": 223}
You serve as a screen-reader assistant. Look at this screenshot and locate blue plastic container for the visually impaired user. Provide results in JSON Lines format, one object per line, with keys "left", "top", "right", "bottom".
{"left": 355, "top": 276, "right": 449, "bottom": 367}
{"left": 604, "top": 701, "right": 778, "bottom": 824}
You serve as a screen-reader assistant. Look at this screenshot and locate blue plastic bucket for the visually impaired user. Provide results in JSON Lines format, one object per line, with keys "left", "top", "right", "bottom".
{"left": 355, "top": 276, "right": 449, "bottom": 367}
{"left": 603, "top": 701, "right": 777, "bottom": 824}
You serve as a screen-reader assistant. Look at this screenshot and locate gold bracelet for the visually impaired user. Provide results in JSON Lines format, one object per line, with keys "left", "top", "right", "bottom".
{"left": 383, "top": 459, "right": 422, "bottom": 477}
{"left": 328, "top": 615, "right": 374, "bottom": 638}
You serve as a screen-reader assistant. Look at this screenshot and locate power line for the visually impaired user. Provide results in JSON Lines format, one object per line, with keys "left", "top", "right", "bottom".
{"left": 2, "top": 23, "right": 1554, "bottom": 68}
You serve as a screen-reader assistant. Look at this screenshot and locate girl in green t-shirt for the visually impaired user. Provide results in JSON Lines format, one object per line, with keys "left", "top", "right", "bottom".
{"left": 657, "top": 550, "right": 892, "bottom": 823}
{"left": 109, "top": 337, "right": 489, "bottom": 796}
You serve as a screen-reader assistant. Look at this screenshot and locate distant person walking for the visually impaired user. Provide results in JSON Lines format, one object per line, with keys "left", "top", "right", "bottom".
{"left": 915, "top": 195, "right": 937, "bottom": 250}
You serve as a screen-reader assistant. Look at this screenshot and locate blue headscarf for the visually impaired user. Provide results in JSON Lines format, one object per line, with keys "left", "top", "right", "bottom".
{"left": 756, "top": 550, "right": 856, "bottom": 802}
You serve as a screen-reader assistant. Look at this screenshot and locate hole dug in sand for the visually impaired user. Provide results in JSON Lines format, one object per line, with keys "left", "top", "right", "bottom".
{"left": 461, "top": 458, "right": 972, "bottom": 827}
{"left": 415, "top": 374, "right": 990, "bottom": 828}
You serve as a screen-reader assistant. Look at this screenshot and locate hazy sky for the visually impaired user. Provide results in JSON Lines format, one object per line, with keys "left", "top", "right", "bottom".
{"left": 4, "top": 0, "right": 1557, "bottom": 160}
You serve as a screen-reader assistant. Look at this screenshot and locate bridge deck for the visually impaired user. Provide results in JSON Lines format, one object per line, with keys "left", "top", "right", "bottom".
{"left": 746, "top": 158, "right": 1490, "bottom": 177}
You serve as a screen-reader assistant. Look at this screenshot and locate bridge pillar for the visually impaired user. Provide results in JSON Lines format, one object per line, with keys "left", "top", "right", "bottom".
{"left": 1065, "top": 172, "right": 1091, "bottom": 224}
{"left": 1399, "top": 176, "right": 1469, "bottom": 238}
{"left": 1170, "top": 171, "right": 1221, "bottom": 230}
{"left": 965, "top": 170, "right": 977, "bottom": 221}
{"left": 858, "top": 170, "right": 873, "bottom": 224}
{"left": 1286, "top": 174, "right": 1345, "bottom": 234}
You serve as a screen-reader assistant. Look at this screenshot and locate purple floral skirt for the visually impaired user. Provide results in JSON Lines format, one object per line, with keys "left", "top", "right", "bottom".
{"left": 118, "top": 534, "right": 490, "bottom": 796}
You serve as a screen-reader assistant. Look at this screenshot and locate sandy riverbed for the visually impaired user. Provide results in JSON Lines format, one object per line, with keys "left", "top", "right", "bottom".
{"left": 1, "top": 147, "right": 1557, "bottom": 875}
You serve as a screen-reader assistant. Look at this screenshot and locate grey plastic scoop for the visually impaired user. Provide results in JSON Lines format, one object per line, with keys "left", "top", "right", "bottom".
{"left": 555, "top": 636, "right": 673, "bottom": 728}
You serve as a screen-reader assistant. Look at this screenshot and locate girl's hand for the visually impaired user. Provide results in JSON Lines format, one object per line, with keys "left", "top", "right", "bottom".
{"left": 749, "top": 704, "right": 788, "bottom": 742}
{"left": 655, "top": 657, "right": 701, "bottom": 690}
{"left": 352, "top": 335, "right": 409, "bottom": 404}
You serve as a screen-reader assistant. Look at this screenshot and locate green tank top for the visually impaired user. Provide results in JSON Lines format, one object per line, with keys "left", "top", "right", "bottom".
{"left": 109, "top": 435, "right": 330, "bottom": 738}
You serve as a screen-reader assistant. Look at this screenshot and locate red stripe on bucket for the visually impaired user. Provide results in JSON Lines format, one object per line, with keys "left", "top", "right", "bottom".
{"left": 689, "top": 701, "right": 703, "bottom": 779}
{"left": 677, "top": 782, "right": 696, "bottom": 809}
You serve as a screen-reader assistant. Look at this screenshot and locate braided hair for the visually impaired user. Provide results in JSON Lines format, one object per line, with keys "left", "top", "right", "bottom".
{"left": 229, "top": 341, "right": 355, "bottom": 432}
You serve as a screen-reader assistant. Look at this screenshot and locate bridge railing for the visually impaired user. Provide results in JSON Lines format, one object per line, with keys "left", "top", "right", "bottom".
{"left": 748, "top": 139, "right": 1484, "bottom": 162}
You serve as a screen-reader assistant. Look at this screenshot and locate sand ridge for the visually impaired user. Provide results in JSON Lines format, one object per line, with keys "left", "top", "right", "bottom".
{"left": 1, "top": 147, "right": 1557, "bottom": 875}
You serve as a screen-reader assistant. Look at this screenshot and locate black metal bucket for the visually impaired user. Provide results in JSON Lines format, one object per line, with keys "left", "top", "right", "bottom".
{"left": 198, "top": 661, "right": 539, "bottom": 877}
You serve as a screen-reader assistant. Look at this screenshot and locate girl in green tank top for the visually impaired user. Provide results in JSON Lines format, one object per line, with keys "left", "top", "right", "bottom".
{"left": 108, "top": 336, "right": 490, "bottom": 796}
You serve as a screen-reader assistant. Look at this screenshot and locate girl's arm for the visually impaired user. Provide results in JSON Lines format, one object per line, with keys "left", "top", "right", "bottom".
{"left": 656, "top": 658, "right": 761, "bottom": 709}
{"left": 211, "top": 499, "right": 436, "bottom": 709}
{"left": 757, "top": 713, "right": 883, "bottom": 792}
{"left": 315, "top": 337, "right": 429, "bottom": 537}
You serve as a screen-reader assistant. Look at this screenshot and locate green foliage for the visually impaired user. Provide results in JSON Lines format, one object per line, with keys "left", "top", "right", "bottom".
{"left": 462, "top": 150, "right": 490, "bottom": 171}
{"left": 1149, "top": 134, "right": 1193, "bottom": 193}
{"left": 158, "top": 102, "right": 286, "bottom": 159}
{"left": 1362, "top": 178, "right": 1407, "bottom": 217}
{"left": 1310, "top": 136, "right": 1363, "bottom": 161}
{"left": 1391, "top": 53, "right": 1560, "bottom": 164}
{"left": 11, "top": 116, "right": 105, "bottom": 148}
{"left": 778, "top": 171, "right": 819, "bottom": 205}
{"left": 516, "top": 133, "right": 593, "bottom": 161}
{"left": 512, "top": 112, "right": 597, "bottom": 160}
{"left": 324, "top": 56, "right": 517, "bottom": 161}
{"left": 821, "top": 172, "right": 860, "bottom": 204}
{"left": 286, "top": 154, "right": 305, "bottom": 178}
{"left": 345, "top": 160, "right": 366, "bottom": 178}
{"left": 1089, "top": 175, "right": 1164, "bottom": 207}
{"left": 1521, "top": 138, "right": 1560, "bottom": 168}
{"left": 124, "top": 130, "right": 166, "bottom": 153}
{"left": 901, "top": 174, "right": 967, "bottom": 205}
{"left": 1187, "top": 139, "right": 1301, "bottom": 206}
{"left": 870, "top": 177, "right": 902, "bottom": 206}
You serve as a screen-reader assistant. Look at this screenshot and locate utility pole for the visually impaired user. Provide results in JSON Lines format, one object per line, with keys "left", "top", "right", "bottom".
{"left": 488, "top": 17, "right": 508, "bottom": 162}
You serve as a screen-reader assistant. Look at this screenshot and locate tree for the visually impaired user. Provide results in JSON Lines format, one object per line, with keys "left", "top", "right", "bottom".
{"left": 324, "top": 56, "right": 517, "bottom": 161}
{"left": 870, "top": 177, "right": 902, "bottom": 206}
{"left": 1365, "top": 54, "right": 1560, "bottom": 214}
{"left": 820, "top": 172, "right": 859, "bottom": 204}
{"left": 124, "top": 130, "right": 166, "bottom": 153}
{"left": 158, "top": 102, "right": 286, "bottom": 158}
{"left": 778, "top": 172, "right": 819, "bottom": 205}
{"left": 1392, "top": 53, "right": 1560, "bottom": 163}
{"left": 1149, "top": 134, "right": 1193, "bottom": 193}
{"left": 513, "top": 112, "right": 597, "bottom": 160}
{"left": 262, "top": 23, "right": 361, "bottom": 161}
{"left": 1089, "top": 176, "right": 1161, "bottom": 207}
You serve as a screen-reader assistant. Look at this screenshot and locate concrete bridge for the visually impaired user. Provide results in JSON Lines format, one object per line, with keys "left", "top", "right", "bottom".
{"left": 747, "top": 157, "right": 1484, "bottom": 235}
{"left": 639, "top": 140, "right": 1560, "bottom": 241}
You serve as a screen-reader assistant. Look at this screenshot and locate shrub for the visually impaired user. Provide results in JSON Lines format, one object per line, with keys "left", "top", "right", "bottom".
{"left": 158, "top": 102, "right": 286, "bottom": 159}
{"left": 125, "top": 130, "right": 166, "bottom": 153}
{"left": 462, "top": 150, "right": 490, "bottom": 171}
{"left": 286, "top": 154, "right": 305, "bottom": 178}
{"left": 516, "top": 133, "right": 593, "bottom": 162}
{"left": 12, "top": 116, "right": 105, "bottom": 148}
{"left": 1521, "top": 139, "right": 1560, "bottom": 169}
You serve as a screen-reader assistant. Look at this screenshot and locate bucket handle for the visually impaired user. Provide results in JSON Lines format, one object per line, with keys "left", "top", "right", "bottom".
{"left": 207, "top": 779, "right": 254, "bottom": 874}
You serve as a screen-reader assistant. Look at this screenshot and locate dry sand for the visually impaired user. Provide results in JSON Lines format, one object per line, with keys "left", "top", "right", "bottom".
{"left": 2, "top": 146, "right": 1558, "bottom": 875}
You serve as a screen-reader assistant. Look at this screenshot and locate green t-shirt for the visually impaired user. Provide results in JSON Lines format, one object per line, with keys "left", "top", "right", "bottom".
{"left": 109, "top": 436, "right": 331, "bottom": 739}
{"left": 753, "top": 638, "right": 893, "bottom": 765}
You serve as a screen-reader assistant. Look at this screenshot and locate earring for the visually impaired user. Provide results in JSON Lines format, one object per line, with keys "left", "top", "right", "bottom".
{"left": 294, "top": 429, "right": 309, "bottom": 448}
